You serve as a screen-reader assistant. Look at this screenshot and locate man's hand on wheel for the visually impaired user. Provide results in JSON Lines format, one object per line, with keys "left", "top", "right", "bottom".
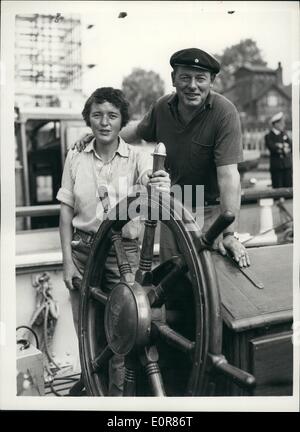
{"left": 72, "top": 133, "right": 94, "bottom": 152}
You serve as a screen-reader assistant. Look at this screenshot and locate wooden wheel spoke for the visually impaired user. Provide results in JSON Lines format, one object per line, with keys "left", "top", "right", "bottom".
{"left": 146, "top": 362, "right": 166, "bottom": 397}
{"left": 123, "top": 353, "right": 138, "bottom": 396}
{"left": 91, "top": 345, "right": 113, "bottom": 373}
{"left": 90, "top": 286, "right": 108, "bottom": 305}
{"left": 111, "top": 229, "right": 134, "bottom": 283}
{"left": 152, "top": 321, "right": 195, "bottom": 356}
{"left": 140, "top": 345, "right": 166, "bottom": 396}
{"left": 150, "top": 255, "right": 187, "bottom": 285}
{"left": 139, "top": 220, "right": 158, "bottom": 271}
{"left": 135, "top": 220, "right": 158, "bottom": 285}
{"left": 147, "top": 256, "right": 188, "bottom": 307}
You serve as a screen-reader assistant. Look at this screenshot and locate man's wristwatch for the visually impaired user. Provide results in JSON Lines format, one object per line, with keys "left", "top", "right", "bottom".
{"left": 223, "top": 231, "right": 239, "bottom": 240}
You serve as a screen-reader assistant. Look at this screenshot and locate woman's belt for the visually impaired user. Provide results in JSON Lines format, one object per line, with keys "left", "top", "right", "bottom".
{"left": 73, "top": 229, "right": 95, "bottom": 244}
{"left": 74, "top": 228, "right": 139, "bottom": 244}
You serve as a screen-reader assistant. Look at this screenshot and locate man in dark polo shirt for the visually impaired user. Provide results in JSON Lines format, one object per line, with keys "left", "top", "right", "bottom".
{"left": 137, "top": 48, "right": 249, "bottom": 267}
{"left": 75, "top": 48, "right": 250, "bottom": 267}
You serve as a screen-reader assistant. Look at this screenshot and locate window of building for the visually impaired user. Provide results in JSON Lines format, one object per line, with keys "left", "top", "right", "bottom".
{"left": 267, "top": 94, "right": 278, "bottom": 106}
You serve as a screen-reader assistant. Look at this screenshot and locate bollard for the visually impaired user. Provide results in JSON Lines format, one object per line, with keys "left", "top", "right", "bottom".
{"left": 254, "top": 198, "right": 277, "bottom": 245}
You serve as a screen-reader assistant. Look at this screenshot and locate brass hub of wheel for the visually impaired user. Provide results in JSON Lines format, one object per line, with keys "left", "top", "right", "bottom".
{"left": 104, "top": 282, "right": 152, "bottom": 356}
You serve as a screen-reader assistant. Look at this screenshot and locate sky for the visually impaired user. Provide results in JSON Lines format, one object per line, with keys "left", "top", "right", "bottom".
{"left": 2, "top": 1, "right": 299, "bottom": 96}
{"left": 78, "top": 1, "right": 299, "bottom": 96}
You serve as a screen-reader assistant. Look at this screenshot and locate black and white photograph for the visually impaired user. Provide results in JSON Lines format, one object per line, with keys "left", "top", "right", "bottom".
{"left": 0, "top": 0, "right": 299, "bottom": 413}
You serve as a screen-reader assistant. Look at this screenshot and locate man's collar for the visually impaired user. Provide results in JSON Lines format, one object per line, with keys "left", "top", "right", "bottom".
{"left": 167, "top": 91, "right": 213, "bottom": 110}
{"left": 205, "top": 91, "right": 213, "bottom": 108}
{"left": 272, "top": 128, "right": 281, "bottom": 135}
{"left": 167, "top": 93, "right": 178, "bottom": 107}
{"left": 84, "top": 137, "right": 129, "bottom": 158}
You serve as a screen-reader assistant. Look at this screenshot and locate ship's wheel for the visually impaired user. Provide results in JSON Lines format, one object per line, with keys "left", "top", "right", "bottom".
{"left": 79, "top": 144, "right": 255, "bottom": 396}
{"left": 78, "top": 189, "right": 241, "bottom": 396}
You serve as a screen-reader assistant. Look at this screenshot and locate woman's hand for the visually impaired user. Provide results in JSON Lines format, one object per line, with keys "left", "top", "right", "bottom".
{"left": 148, "top": 169, "right": 171, "bottom": 193}
{"left": 71, "top": 133, "right": 94, "bottom": 152}
{"left": 63, "top": 260, "right": 82, "bottom": 290}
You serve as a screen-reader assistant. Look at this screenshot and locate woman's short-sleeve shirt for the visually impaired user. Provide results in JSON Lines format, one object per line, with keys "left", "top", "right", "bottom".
{"left": 56, "top": 137, "right": 152, "bottom": 238}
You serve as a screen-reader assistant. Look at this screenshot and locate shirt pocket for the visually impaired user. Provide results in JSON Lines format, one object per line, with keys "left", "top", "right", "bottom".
{"left": 190, "top": 136, "right": 214, "bottom": 170}
{"left": 111, "top": 159, "right": 132, "bottom": 199}
{"left": 119, "top": 159, "right": 135, "bottom": 183}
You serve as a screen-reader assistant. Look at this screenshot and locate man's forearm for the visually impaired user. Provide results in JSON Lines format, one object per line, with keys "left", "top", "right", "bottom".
{"left": 217, "top": 167, "right": 241, "bottom": 233}
{"left": 120, "top": 120, "right": 141, "bottom": 143}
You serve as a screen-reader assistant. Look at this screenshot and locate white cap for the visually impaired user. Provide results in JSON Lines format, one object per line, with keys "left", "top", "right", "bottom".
{"left": 271, "top": 112, "right": 284, "bottom": 124}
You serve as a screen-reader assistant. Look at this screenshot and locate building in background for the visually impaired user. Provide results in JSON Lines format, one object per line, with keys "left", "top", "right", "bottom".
{"left": 15, "top": 14, "right": 85, "bottom": 109}
{"left": 14, "top": 14, "right": 93, "bottom": 230}
{"left": 222, "top": 62, "right": 292, "bottom": 129}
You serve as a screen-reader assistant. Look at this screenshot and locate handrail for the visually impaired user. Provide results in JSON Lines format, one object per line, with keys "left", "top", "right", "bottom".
{"left": 241, "top": 187, "right": 293, "bottom": 204}
{"left": 15, "top": 187, "right": 293, "bottom": 218}
{"left": 16, "top": 204, "right": 60, "bottom": 217}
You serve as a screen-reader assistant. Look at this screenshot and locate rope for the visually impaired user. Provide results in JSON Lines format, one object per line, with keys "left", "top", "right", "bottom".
{"left": 240, "top": 195, "right": 293, "bottom": 246}
{"left": 29, "top": 272, "right": 60, "bottom": 378}
{"left": 46, "top": 374, "right": 80, "bottom": 397}
{"left": 49, "top": 380, "right": 63, "bottom": 397}
{"left": 43, "top": 302, "right": 60, "bottom": 371}
{"left": 16, "top": 325, "right": 39, "bottom": 349}
{"left": 242, "top": 219, "right": 293, "bottom": 245}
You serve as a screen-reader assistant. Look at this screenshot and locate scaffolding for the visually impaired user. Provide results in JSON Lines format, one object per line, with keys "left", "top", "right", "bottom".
{"left": 15, "top": 14, "right": 83, "bottom": 108}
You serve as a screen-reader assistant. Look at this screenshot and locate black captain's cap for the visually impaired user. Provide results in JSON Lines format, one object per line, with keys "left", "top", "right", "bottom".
{"left": 170, "top": 48, "right": 220, "bottom": 74}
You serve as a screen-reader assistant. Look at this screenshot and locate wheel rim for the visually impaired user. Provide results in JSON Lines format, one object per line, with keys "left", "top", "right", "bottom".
{"left": 79, "top": 192, "right": 210, "bottom": 396}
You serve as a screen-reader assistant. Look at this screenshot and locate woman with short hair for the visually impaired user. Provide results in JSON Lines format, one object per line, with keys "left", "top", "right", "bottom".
{"left": 57, "top": 87, "right": 170, "bottom": 395}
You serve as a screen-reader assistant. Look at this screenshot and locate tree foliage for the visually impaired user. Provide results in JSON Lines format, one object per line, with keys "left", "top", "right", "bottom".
{"left": 122, "top": 68, "right": 165, "bottom": 119}
{"left": 213, "top": 38, "right": 267, "bottom": 92}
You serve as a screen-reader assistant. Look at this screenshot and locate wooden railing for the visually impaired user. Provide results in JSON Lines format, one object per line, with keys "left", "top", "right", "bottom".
{"left": 16, "top": 187, "right": 293, "bottom": 220}
{"left": 242, "top": 129, "right": 292, "bottom": 155}
{"left": 16, "top": 204, "right": 61, "bottom": 218}
{"left": 241, "top": 187, "right": 293, "bottom": 204}
{"left": 242, "top": 129, "right": 268, "bottom": 154}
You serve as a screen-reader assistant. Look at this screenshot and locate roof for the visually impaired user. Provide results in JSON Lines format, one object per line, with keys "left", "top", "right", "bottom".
{"left": 234, "top": 64, "right": 274, "bottom": 74}
{"left": 243, "top": 82, "right": 291, "bottom": 107}
{"left": 222, "top": 81, "right": 291, "bottom": 108}
{"left": 283, "top": 83, "right": 292, "bottom": 98}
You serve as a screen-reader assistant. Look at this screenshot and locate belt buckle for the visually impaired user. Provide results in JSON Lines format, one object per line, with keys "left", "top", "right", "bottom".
{"left": 74, "top": 229, "right": 93, "bottom": 244}
{"left": 87, "top": 232, "right": 94, "bottom": 244}
{"left": 73, "top": 231, "right": 81, "bottom": 241}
